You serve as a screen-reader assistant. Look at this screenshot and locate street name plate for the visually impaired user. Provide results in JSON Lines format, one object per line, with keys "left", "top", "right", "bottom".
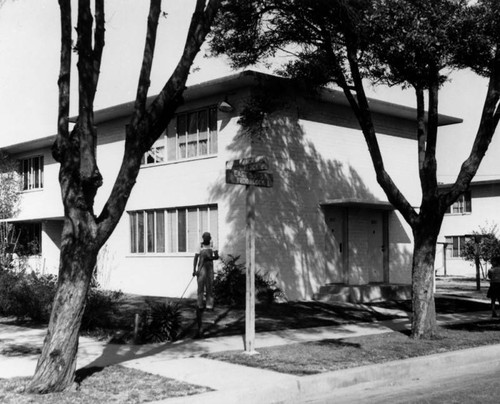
{"left": 226, "top": 169, "right": 273, "bottom": 188}
{"left": 225, "top": 156, "right": 269, "bottom": 172}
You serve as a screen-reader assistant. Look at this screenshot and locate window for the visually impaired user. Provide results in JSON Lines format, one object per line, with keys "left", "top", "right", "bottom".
{"left": 141, "top": 107, "right": 217, "bottom": 166}
{"left": 19, "top": 156, "right": 44, "bottom": 191}
{"left": 141, "top": 144, "right": 165, "bottom": 165}
{"left": 445, "top": 235, "right": 472, "bottom": 258}
{"left": 13, "top": 222, "right": 42, "bottom": 255}
{"left": 129, "top": 205, "right": 218, "bottom": 254}
{"left": 445, "top": 191, "right": 471, "bottom": 214}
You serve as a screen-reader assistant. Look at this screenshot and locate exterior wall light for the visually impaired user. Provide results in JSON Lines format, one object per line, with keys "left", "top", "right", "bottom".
{"left": 218, "top": 99, "right": 234, "bottom": 113}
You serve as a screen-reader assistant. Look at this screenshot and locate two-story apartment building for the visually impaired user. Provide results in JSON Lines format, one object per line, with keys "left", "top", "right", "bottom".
{"left": 1, "top": 70, "right": 462, "bottom": 302}
{"left": 435, "top": 178, "right": 500, "bottom": 277}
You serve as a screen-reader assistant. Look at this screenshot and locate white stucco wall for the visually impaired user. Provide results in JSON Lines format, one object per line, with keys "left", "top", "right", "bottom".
{"left": 5, "top": 78, "right": 423, "bottom": 300}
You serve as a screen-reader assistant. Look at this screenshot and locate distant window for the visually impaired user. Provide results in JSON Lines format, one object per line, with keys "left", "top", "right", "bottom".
{"left": 445, "top": 191, "right": 471, "bottom": 214}
{"left": 19, "top": 156, "right": 44, "bottom": 191}
{"left": 129, "top": 204, "right": 218, "bottom": 254}
{"left": 445, "top": 235, "right": 471, "bottom": 258}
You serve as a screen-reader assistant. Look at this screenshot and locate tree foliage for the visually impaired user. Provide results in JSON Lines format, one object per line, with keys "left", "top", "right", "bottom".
{"left": 0, "top": 153, "right": 22, "bottom": 269}
{"left": 461, "top": 224, "right": 500, "bottom": 276}
{"left": 0, "top": 152, "right": 21, "bottom": 220}
{"left": 210, "top": 0, "right": 500, "bottom": 338}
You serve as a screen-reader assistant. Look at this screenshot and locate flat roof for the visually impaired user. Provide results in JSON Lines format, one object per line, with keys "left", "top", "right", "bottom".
{"left": 86, "top": 70, "right": 463, "bottom": 126}
{"left": 1, "top": 70, "right": 463, "bottom": 154}
{"left": 439, "top": 178, "right": 500, "bottom": 188}
{"left": 0, "top": 215, "right": 64, "bottom": 223}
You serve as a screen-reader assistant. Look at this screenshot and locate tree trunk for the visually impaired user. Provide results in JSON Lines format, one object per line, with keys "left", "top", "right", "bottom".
{"left": 411, "top": 224, "right": 440, "bottom": 339}
{"left": 28, "top": 217, "right": 98, "bottom": 393}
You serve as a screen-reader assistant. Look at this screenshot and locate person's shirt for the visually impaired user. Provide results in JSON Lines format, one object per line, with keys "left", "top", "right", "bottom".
{"left": 197, "top": 244, "right": 215, "bottom": 270}
{"left": 488, "top": 266, "right": 500, "bottom": 283}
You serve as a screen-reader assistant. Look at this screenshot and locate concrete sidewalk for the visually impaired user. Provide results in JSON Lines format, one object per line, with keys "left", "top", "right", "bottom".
{"left": 0, "top": 305, "right": 499, "bottom": 403}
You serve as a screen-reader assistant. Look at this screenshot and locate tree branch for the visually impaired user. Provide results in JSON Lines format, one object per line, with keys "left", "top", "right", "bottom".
{"left": 415, "top": 86, "right": 426, "bottom": 179}
{"left": 444, "top": 47, "right": 500, "bottom": 207}
{"left": 74, "top": 0, "right": 103, "bottom": 212}
{"left": 53, "top": 0, "right": 72, "bottom": 162}
{"left": 92, "top": 0, "right": 105, "bottom": 95}
{"left": 132, "top": 0, "right": 161, "bottom": 125}
{"left": 422, "top": 81, "right": 439, "bottom": 194}
{"left": 345, "top": 45, "right": 418, "bottom": 225}
{"left": 96, "top": 0, "right": 221, "bottom": 245}
{"left": 77, "top": 0, "right": 94, "bottom": 125}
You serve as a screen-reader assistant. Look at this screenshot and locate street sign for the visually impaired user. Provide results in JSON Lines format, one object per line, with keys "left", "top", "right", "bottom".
{"left": 226, "top": 156, "right": 269, "bottom": 172}
{"left": 226, "top": 169, "right": 273, "bottom": 188}
{"left": 225, "top": 156, "right": 273, "bottom": 354}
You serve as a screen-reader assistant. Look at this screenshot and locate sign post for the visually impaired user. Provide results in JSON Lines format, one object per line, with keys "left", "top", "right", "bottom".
{"left": 245, "top": 184, "right": 256, "bottom": 353}
{"left": 226, "top": 156, "right": 273, "bottom": 354}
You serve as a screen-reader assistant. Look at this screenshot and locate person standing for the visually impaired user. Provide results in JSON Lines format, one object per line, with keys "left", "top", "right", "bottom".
{"left": 192, "top": 232, "right": 218, "bottom": 337}
{"left": 487, "top": 256, "right": 500, "bottom": 317}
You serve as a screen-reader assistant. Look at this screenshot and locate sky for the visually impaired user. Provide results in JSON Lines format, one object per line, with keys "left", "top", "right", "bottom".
{"left": 0, "top": 0, "right": 498, "bottom": 182}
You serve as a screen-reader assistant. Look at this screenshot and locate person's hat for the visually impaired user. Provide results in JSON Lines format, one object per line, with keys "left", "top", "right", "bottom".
{"left": 202, "top": 232, "right": 211, "bottom": 241}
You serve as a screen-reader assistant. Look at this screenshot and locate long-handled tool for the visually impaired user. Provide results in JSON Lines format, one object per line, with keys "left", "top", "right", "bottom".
{"left": 173, "top": 275, "right": 195, "bottom": 310}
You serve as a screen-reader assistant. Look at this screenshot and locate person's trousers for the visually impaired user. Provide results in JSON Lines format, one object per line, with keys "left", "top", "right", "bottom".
{"left": 197, "top": 266, "right": 214, "bottom": 309}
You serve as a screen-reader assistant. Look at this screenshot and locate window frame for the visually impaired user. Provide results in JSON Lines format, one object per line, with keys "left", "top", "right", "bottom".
{"left": 141, "top": 142, "right": 165, "bottom": 166}
{"left": 445, "top": 191, "right": 472, "bottom": 215}
{"left": 444, "top": 235, "right": 472, "bottom": 259}
{"left": 128, "top": 204, "right": 218, "bottom": 255}
{"left": 19, "top": 155, "right": 44, "bottom": 191}
{"left": 141, "top": 105, "right": 218, "bottom": 167}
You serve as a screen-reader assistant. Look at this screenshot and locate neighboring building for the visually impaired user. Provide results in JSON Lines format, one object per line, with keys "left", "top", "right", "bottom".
{"left": 435, "top": 179, "right": 500, "bottom": 277}
{"left": 1, "top": 70, "right": 462, "bottom": 302}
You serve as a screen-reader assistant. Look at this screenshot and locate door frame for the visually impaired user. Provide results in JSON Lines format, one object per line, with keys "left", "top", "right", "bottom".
{"left": 321, "top": 201, "right": 392, "bottom": 286}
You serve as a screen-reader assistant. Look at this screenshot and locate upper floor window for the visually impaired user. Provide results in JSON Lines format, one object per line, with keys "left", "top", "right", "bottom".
{"left": 141, "top": 106, "right": 218, "bottom": 166}
{"left": 19, "top": 156, "right": 44, "bottom": 191}
{"left": 141, "top": 144, "right": 165, "bottom": 165}
{"left": 129, "top": 204, "right": 218, "bottom": 254}
{"left": 445, "top": 191, "right": 471, "bottom": 214}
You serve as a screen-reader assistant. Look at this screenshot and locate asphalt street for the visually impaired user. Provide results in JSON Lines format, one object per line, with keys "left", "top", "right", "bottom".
{"left": 309, "top": 362, "right": 500, "bottom": 404}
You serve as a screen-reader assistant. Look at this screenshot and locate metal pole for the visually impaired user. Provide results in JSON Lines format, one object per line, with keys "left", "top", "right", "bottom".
{"left": 245, "top": 184, "right": 257, "bottom": 354}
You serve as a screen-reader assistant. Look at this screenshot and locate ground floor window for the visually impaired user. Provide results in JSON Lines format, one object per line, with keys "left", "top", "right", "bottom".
{"left": 129, "top": 204, "right": 218, "bottom": 254}
{"left": 445, "top": 235, "right": 471, "bottom": 258}
{"left": 10, "top": 222, "right": 42, "bottom": 255}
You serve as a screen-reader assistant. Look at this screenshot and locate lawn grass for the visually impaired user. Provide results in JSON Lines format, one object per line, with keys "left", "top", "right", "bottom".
{"left": 0, "top": 365, "right": 212, "bottom": 404}
{"left": 0, "top": 277, "right": 494, "bottom": 402}
{"left": 204, "top": 319, "right": 500, "bottom": 376}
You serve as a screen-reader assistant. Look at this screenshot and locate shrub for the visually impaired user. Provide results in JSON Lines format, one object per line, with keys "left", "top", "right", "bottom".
{"left": 138, "top": 301, "right": 183, "bottom": 343}
{"left": 0, "top": 268, "right": 21, "bottom": 316}
{"left": 0, "top": 268, "right": 56, "bottom": 322}
{"left": 81, "top": 288, "right": 124, "bottom": 331}
{"left": 213, "top": 254, "right": 285, "bottom": 306}
{"left": 213, "top": 255, "right": 246, "bottom": 306}
{"left": 0, "top": 267, "right": 124, "bottom": 331}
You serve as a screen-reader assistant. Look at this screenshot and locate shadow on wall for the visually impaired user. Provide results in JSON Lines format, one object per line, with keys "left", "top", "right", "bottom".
{"left": 210, "top": 99, "right": 412, "bottom": 300}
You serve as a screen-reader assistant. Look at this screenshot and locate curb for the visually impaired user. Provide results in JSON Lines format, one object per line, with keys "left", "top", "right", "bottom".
{"left": 155, "top": 343, "right": 500, "bottom": 404}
